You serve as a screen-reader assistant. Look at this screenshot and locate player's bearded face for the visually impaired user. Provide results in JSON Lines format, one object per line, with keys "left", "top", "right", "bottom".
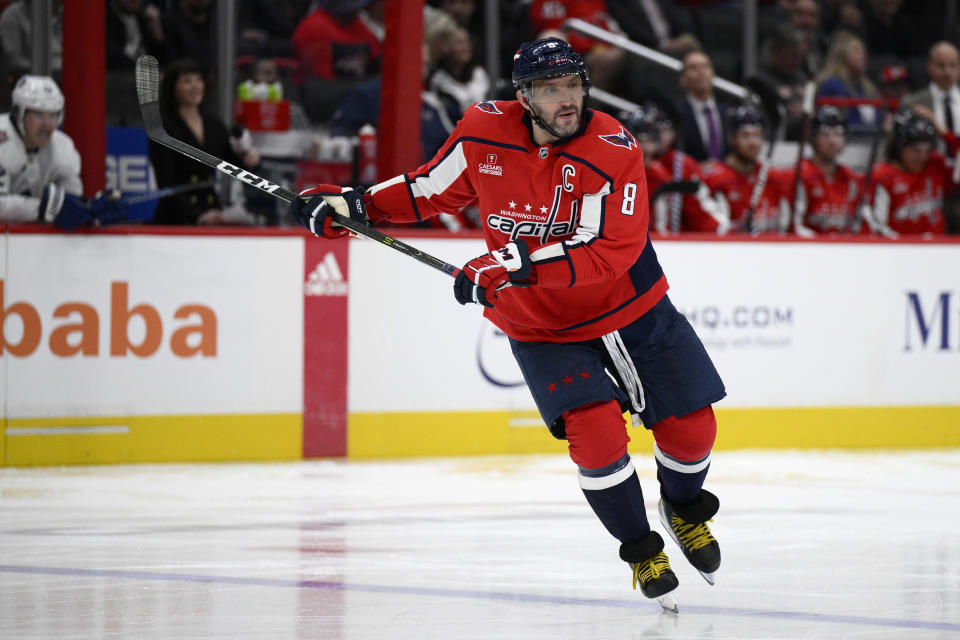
{"left": 732, "top": 126, "right": 763, "bottom": 162}
{"left": 525, "top": 76, "right": 584, "bottom": 138}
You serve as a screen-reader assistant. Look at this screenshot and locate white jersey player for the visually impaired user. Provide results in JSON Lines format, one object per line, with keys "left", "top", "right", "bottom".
{"left": 0, "top": 75, "right": 82, "bottom": 223}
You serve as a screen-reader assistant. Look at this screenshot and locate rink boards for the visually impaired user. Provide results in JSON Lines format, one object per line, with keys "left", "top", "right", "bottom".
{"left": 1, "top": 227, "right": 958, "bottom": 465}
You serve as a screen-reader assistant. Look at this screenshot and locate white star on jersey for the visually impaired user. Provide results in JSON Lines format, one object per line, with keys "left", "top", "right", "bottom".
{"left": 509, "top": 200, "right": 516, "bottom": 209}
{"left": 540, "top": 205, "right": 548, "bottom": 214}
{"left": 524, "top": 203, "right": 531, "bottom": 212}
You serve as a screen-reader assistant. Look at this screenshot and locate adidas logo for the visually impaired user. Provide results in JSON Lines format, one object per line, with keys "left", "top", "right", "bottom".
{"left": 304, "top": 252, "right": 348, "bottom": 297}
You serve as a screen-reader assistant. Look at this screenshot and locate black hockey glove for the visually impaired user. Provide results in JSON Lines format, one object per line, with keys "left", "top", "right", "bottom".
{"left": 290, "top": 184, "right": 367, "bottom": 238}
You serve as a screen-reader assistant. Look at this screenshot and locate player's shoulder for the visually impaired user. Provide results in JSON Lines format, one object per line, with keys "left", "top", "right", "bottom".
{"left": 700, "top": 159, "right": 733, "bottom": 180}
{"left": 835, "top": 163, "right": 862, "bottom": 181}
{"left": 586, "top": 110, "right": 642, "bottom": 153}
{"left": 462, "top": 100, "right": 518, "bottom": 124}
{"left": 871, "top": 162, "right": 898, "bottom": 182}
{"left": 455, "top": 100, "right": 523, "bottom": 140}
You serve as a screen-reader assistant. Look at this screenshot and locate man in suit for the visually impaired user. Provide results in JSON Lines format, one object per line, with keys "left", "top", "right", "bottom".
{"left": 675, "top": 50, "right": 730, "bottom": 163}
{"left": 901, "top": 41, "right": 960, "bottom": 234}
{"left": 901, "top": 41, "right": 960, "bottom": 135}
{"left": 605, "top": 0, "right": 699, "bottom": 57}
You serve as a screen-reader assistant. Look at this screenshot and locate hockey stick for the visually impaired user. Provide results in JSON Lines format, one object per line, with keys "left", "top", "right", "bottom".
{"left": 846, "top": 105, "right": 887, "bottom": 233}
{"left": 651, "top": 180, "right": 699, "bottom": 200}
{"left": 789, "top": 82, "right": 817, "bottom": 234}
{"left": 121, "top": 180, "right": 216, "bottom": 205}
{"left": 743, "top": 77, "right": 787, "bottom": 233}
{"left": 134, "top": 55, "right": 460, "bottom": 278}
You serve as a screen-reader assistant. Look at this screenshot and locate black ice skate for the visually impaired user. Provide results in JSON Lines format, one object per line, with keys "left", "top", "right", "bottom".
{"left": 619, "top": 531, "right": 680, "bottom": 612}
{"left": 658, "top": 489, "right": 721, "bottom": 585}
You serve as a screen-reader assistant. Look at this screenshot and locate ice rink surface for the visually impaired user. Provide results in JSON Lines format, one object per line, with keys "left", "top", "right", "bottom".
{"left": 1, "top": 449, "right": 959, "bottom": 639}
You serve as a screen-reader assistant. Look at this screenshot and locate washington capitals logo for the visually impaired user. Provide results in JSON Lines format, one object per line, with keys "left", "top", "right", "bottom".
{"left": 599, "top": 127, "right": 637, "bottom": 150}
{"left": 474, "top": 101, "right": 503, "bottom": 115}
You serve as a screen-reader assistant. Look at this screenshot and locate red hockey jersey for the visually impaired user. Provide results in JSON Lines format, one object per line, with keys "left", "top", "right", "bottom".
{"left": 658, "top": 148, "right": 728, "bottom": 233}
{"left": 870, "top": 156, "right": 949, "bottom": 235}
{"left": 365, "top": 100, "right": 668, "bottom": 342}
{"left": 790, "top": 159, "right": 864, "bottom": 234}
{"left": 701, "top": 160, "right": 789, "bottom": 232}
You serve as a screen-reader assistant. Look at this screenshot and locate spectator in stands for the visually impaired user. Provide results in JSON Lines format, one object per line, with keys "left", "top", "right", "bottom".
{"left": 237, "top": 0, "right": 310, "bottom": 58}
{"left": 675, "top": 50, "right": 731, "bottom": 163}
{"left": 816, "top": 31, "right": 880, "bottom": 133}
{"left": 149, "top": 59, "right": 261, "bottom": 225}
{"left": 605, "top": 0, "right": 700, "bottom": 58}
{"left": 756, "top": 23, "right": 811, "bottom": 141}
{"left": 329, "top": 45, "right": 455, "bottom": 170}
{"left": 878, "top": 64, "right": 911, "bottom": 103}
{"left": 293, "top": 0, "right": 381, "bottom": 122}
{"left": 237, "top": 57, "right": 284, "bottom": 101}
{"left": 431, "top": 0, "right": 484, "bottom": 73}
{"left": 859, "top": 0, "right": 917, "bottom": 59}
{"left": 435, "top": 0, "right": 475, "bottom": 29}
{"left": 293, "top": 0, "right": 381, "bottom": 81}
{"left": 424, "top": 5, "right": 458, "bottom": 63}
{"left": 820, "top": 0, "right": 862, "bottom": 36}
{"left": 0, "top": 0, "right": 63, "bottom": 79}
{"left": 900, "top": 42, "right": 960, "bottom": 139}
{"left": 106, "top": 0, "right": 165, "bottom": 71}
{"left": 528, "top": 0, "right": 626, "bottom": 92}
{"left": 788, "top": 0, "right": 824, "bottom": 75}
{"left": 428, "top": 26, "right": 490, "bottom": 119}
{"left": 163, "top": 0, "right": 217, "bottom": 73}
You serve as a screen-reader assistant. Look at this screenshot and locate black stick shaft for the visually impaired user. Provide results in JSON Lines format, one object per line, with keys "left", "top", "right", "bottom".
{"left": 847, "top": 106, "right": 887, "bottom": 232}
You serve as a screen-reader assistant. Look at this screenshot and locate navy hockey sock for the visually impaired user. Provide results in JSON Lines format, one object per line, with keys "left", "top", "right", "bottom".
{"left": 578, "top": 453, "right": 650, "bottom": 543}
{"left": 654, "top": 443, "right": 710, "bottom": 504}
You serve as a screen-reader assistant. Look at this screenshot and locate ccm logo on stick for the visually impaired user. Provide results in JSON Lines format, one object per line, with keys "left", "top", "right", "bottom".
{"left": 217, "top": 161, "right": 281, "bottom": 193}
{"left": 0, "top": 281, "right": 217, "bottom": 358}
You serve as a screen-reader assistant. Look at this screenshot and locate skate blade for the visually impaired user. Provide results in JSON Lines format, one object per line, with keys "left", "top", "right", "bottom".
{"left": 657, "top": 593, "right": 679, "bottom": 613}
{"left": 698, "top": 570, "right": 715, "bottom": 586}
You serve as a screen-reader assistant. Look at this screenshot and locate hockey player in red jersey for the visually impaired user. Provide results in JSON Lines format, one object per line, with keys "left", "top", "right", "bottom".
{"left": 867, "top": 109, "right": 958, "bottom": 236}
{"left": 789, "top": 106, "right": 867, "bottom": 236}
{"left": 289, "top": 38, "right": 726, "bottom": 612}
{"left": 647, "top": 105, "right": 729, "bottom": 233}
{"left": 701, "top": 105, "right": 790, "bottom": 233}
{"left": 620, "top": 105, "right": 672, "bottom": 233}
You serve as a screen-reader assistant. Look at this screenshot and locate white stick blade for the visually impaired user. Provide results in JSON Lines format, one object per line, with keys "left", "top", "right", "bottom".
{"left": 135, "top": 55, "right": 160, "bottom": 105}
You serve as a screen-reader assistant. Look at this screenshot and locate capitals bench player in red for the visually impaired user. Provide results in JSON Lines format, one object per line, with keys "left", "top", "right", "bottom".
{"left": 626, "top": 104, "right": 729, "bottom": 234}
{"left": 289, "top": 38, "right": 726, "bottom": 611}
{"left": 867, "top": 109, "right": 959, "bottom": 236}
{"left": 789, "top": 106, "right": 867, "bottom": 236}
{"left": 702, "top": 105, "right": 790, "bottom": 233}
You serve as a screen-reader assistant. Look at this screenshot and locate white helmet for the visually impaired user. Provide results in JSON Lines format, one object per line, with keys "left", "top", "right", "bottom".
{"left": 11, "top": 75, "right": 65, "bottom": 132}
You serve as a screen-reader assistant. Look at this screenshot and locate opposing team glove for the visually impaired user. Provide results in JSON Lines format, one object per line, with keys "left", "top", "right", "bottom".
{"left": 89, "top": 190, "right": 128, "bottom": 226}
{"left": 289, "top": 184, "right": 367, "bottom": 238}
{"left": 38, "top": 183, "right": 65, "bottom": 223}
{"left": 454, "top": 238, "right": 532, "bottom": 308}
{"left": 39, "top": 184, "right": 93, "bottom": 231}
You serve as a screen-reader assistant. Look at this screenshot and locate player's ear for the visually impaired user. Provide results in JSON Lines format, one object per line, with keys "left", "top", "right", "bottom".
{"left": 516, "top": 90, "right": 528, "bottom": 108}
